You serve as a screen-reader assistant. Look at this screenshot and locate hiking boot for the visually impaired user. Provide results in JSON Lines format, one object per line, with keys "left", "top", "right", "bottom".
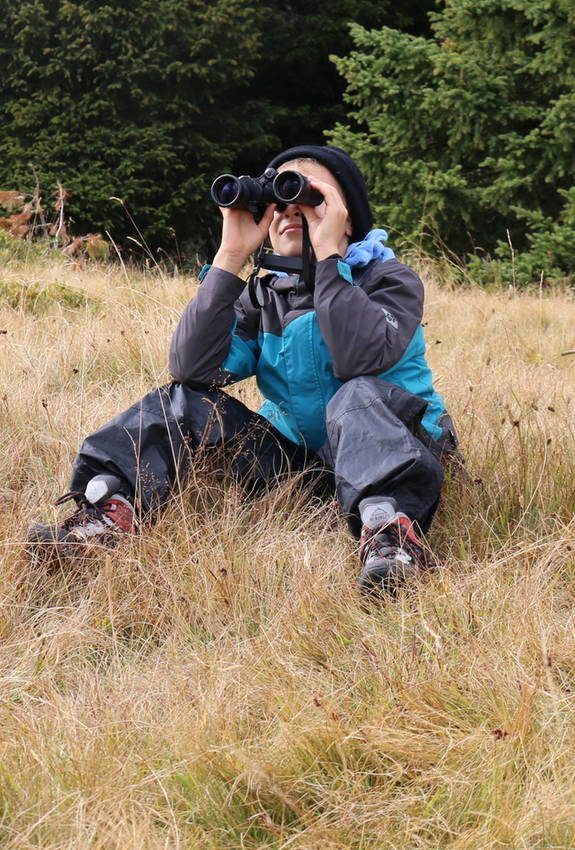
{"left": 27, "top": 474, "right": 135, "bottom": 562}
{"left": 358, "top": 514, "right": 430, "bottom": 594}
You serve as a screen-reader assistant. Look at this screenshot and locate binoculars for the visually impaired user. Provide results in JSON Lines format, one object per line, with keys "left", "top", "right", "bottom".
{"left": 210, "top": 167, "right": 323, "bottom": 213}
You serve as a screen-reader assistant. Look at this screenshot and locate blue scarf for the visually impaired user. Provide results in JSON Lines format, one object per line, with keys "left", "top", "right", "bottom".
{"left": 344, "top": 228, "right": 395, "bottom": 268}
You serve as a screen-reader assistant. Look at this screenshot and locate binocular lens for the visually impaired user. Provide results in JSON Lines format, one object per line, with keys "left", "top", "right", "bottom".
{"left": 211, "top": 175, "right": 241, "bottom": 207}
{"left": 274, "top": 172, "right": 304, "bottom": 203}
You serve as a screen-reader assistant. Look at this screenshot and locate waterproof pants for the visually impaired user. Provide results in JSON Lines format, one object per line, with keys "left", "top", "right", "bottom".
{"left": 70, "top": 376, "right": 444, "bottom": 534}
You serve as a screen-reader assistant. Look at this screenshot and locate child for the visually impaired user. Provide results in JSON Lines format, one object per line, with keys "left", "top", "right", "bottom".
{"left": 28, "top": 144, "right": 458, "bottom": 592}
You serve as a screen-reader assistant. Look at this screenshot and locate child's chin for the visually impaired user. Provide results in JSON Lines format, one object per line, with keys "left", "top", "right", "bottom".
{"left": 278, "top": 241, "right": 303, "bottom": 257}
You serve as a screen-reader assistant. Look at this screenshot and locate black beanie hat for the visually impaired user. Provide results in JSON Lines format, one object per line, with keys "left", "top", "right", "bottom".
{"left": 266, "top": 144, "right": 373, "bottom": 243}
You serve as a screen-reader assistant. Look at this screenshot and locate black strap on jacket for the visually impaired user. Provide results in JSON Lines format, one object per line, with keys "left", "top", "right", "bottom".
{"left": 247, "top": 214, "right": 317, "bottom": 308}
{"left": 300, "top": 215, "right": 316, "bottom": 294}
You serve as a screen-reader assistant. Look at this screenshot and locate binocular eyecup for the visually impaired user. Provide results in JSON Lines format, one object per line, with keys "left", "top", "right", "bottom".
{"left": 210, "top": 167, "right": 323, "bottom": 212}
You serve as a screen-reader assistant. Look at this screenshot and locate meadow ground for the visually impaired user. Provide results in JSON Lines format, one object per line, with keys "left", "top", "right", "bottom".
{"left": 0, "top": 240, "right": 574, "bottom": 849}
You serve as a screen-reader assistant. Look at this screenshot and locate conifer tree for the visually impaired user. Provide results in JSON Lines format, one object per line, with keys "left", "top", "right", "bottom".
{"left": 330, "top": 0, "right": 575, "bottom": 282}
{"left": 0, "top": 0, "right": 264, "bottom": 251}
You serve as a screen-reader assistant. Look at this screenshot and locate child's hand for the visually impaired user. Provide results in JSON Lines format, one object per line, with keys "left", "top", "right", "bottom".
{"left": 298, "top": 177, "right": 352, "bottom": 260}
{"left": 213, "top": 205, "right": 275, "bottom": 276}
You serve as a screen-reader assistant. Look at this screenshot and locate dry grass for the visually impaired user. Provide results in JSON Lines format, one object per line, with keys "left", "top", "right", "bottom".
{"left": 0, "top": 242, "right": 575, "bottom": 848}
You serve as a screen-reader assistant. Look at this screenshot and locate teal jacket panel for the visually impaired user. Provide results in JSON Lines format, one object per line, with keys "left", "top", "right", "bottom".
{"left": 169, "top": 257, "right": 447, "bottom": 451}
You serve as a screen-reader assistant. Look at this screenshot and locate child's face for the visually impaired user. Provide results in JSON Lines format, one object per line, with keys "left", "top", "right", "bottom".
{"left": 268, "top": 161, "right": 350, "bottom": 257}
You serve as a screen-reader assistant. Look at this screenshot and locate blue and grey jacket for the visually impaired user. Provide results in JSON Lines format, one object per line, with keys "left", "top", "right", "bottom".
{"left": 169, "top": 239, "right": 447, "bottom": 453}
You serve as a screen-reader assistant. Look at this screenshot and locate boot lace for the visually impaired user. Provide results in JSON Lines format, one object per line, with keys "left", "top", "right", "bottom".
{"left": 54, "top": 491, "right": 113, "bottom": 530}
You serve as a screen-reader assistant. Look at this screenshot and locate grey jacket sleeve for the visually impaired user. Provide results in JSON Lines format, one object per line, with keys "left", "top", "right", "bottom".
{"left": 313, "top": 257, "right": 424, "bottom": 381}
{"left": 169, "top": 266, "right": 257, "bottom": 386}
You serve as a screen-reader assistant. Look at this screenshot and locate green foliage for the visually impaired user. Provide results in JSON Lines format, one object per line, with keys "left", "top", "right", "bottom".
{"left": 0, "top": 0, "right": 266, "bottom": 254}
{"left": 0, "top": 230, "right": 102, "bottom": 314}
{"left": 0, "top": 229, "right": 59, "bottom": 263}
{"left": 240, "top": 0, "right": 433, "bottom": 165}
{"left": 330, "top": 0, "right": 575, "bottom": 285}
{"left": 0, "top": 0, "right": 437, "bottom": 259}
{"left": 0, "top": 277, "right": 100, "bottom": 313}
